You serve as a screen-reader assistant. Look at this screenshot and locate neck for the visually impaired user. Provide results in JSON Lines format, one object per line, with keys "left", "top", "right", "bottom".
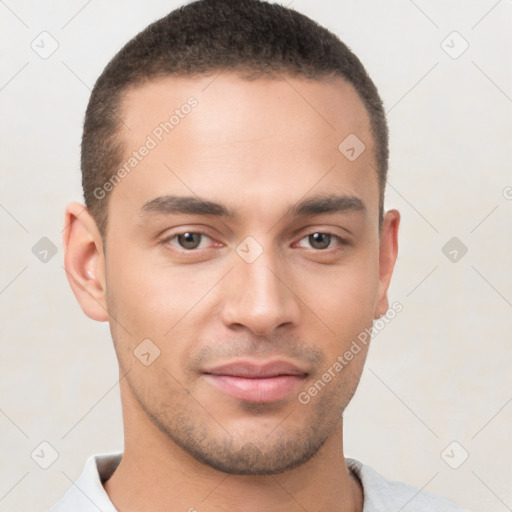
{"left": 104, "top": 379, "right": 363, "bottom": 512}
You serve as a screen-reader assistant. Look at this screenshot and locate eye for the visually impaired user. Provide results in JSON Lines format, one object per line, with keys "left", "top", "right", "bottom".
{"left": 296, "top": 232, "right": 346, "bottom": 251}
{"left": 163, "top": 231, "right": 213, "bottom": 250}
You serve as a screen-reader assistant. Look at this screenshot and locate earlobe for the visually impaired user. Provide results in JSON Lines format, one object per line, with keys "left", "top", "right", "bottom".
{"left": 62, "top": 202, "right": 109, "bottom": 322}
{"left": 375, "top": 209, "right": 400, "bottom": 319}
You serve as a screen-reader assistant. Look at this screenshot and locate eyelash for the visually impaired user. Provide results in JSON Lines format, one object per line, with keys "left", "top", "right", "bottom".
{"left": 160, "top": 230, "right": 348, "bottom": 253}
{"left": 295, "top": 232, "right": 348, "bottom": 252}
{"left": 161, "top": 231, "right": 217, "bottom": 251}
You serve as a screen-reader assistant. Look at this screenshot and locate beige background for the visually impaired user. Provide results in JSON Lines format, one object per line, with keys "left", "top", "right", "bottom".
{"left": 1, "top": 1, "right": 511, "bottom": 511}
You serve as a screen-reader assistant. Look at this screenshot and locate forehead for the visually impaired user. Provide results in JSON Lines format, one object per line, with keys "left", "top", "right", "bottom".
{"left": 120, "top": 72, "right": 372, "bottom": 145}
{"left": 110, "top": 72, "right": 378, "bottom": 227}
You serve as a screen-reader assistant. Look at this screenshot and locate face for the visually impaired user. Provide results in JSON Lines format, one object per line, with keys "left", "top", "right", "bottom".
{"left": 68, "top": 72, "right": 399, "bottom": 475}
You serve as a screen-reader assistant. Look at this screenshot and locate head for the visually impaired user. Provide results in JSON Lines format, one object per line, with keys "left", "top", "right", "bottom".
{"left": 64, "top": 0, "right": 399, "bottom": 475}
{"left": 81, "top": 0, "right": 389, "bottom": 237}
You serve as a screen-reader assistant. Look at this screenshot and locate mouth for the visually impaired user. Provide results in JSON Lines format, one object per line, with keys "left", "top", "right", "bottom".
{"left": 202, "top": 360, "right": 308, "bottom": 403}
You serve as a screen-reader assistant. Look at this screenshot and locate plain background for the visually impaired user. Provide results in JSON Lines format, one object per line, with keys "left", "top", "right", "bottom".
{"left": 1, "top": 1, "right": 511, "bottom": 511}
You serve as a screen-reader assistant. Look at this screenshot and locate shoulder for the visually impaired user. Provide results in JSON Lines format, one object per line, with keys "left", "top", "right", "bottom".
{"left": 346, "top": 457, "right": 468, "bottom": 511}
{"left": 48, "top": 452, "right": 122, "bottom": 512}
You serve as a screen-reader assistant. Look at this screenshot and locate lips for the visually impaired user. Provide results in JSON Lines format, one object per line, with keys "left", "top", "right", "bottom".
{"left": 204, "top": 360, "right": 307, "bottom": 378}
{"left": 202, "top": 360, "right": 308, "bottom": 402}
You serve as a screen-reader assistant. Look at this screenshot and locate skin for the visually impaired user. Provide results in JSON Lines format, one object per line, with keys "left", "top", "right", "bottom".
{"left": 64, "top": 72, "right": 400, "bottom": 512}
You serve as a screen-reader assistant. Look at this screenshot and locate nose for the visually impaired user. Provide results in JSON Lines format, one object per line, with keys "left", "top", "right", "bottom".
{"left": 220, "top": 248, "right": 301, "bottom": 337}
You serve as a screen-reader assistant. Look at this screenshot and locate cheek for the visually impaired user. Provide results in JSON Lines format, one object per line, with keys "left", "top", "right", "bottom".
{"left": 105, "top": 261, "right": 199, "bottom": 378}
{"left": 300, "top": 252, "right": 379, "bottom": 321}
{"left": 105, "top": 248, "right": 220, "bottom": 341}
{"left": 294, "top": 249, "right": 379, "bottom": 361}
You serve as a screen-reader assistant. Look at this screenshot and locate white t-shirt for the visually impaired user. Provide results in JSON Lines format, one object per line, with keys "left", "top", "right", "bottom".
{"left": 49, "top": 452, "right": 467, "bottom": 511}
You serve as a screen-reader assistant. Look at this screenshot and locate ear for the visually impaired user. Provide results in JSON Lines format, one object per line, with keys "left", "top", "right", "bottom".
{"left": 62, "top": 202, "right": 108, "bottom": 321}
{"left": 375, "top": 209, "right": 400, "bottom": 319}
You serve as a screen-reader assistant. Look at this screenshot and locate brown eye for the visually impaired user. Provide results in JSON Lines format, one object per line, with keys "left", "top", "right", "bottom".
{"left": 176, "top": 232, "right": 203, "bottom": 249}
{"left": 295, "top": 231, "right": 348, "bottom": 252}
{"left": 308, "top": 232, "right": 332, "bottom": 250}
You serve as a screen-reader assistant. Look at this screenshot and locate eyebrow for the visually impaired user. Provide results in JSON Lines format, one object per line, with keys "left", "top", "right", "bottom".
{"left": 140, "top": 193, "right": 366, "bottom": 219}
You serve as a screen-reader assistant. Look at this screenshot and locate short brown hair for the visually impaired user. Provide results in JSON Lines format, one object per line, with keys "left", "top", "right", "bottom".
{"left": 81, "top": 0, "right": 388, "bottom": 237}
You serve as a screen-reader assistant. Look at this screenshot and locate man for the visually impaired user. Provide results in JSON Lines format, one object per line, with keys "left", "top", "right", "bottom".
{"left": 52, "top": 0, "right": 466, "bottom": 510}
